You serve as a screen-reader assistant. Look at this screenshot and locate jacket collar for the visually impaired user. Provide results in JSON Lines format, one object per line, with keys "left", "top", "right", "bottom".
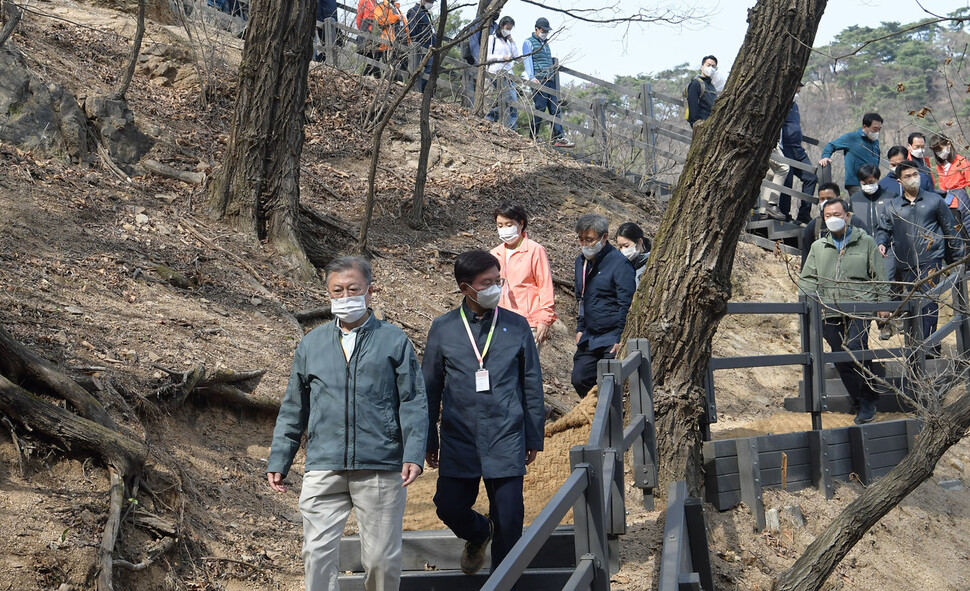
{"left": 460, "top": 299, "right": 495, "bottom": 324}
{"left": 823, "top": 226, "right": 864, "bottom": 248}
{"left": 332, "top": 310, "right": 377, "bottom": 335}
{"left": 504, "top": 233, "right": 532, "bottom": 254}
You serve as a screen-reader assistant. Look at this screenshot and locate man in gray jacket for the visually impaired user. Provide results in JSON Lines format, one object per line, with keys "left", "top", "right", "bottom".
{"left": 423, "top": 249, "right": 545, "bottom": 581}
{"left": 267, "top": 256, "right": 428, "bottom": 591}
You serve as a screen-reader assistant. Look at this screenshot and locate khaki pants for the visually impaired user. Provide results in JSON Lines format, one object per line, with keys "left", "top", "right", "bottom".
{"left": 759, "top": 146, "right": 790, "bottom": 211}
{"left": 299, "top": 469, "right": 406, "bottom": 591}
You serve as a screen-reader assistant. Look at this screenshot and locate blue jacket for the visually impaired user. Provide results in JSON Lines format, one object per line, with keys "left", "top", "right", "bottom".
{"left": 422, "top": 302, "right": 545, "bottom": 479}
{"left": 268, "top": 314, "right": 429, "bottom": 477}
{"left": 406, "top": 4, "right": 434, "bottom": 48}
{"left": 317, "top": 0, "right": 337, "bottom": 21}
{"left": 574, "top": 242, "right": 636, "bottom": 350}
{"left": 782, "top": 101, "right": 803, "bottom": 148}
{"left": 686, "top": 75, "right": 717, "bottom": 126}
{"left": 820, "top": 129, "right": 880, "bottom": 187}
{"left": 875, "top": 190, "right": 964, "bottom": 269}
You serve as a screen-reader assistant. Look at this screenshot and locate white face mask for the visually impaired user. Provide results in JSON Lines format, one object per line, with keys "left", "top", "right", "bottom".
{"left": 500, "top": 28, "right": 511, "bottom": 38}
{"left": 619, "top": 245, "right": 638, "bottom": 261}
{"left": 866, "top": 130, "right": 880, "bottom": 141}
{"left": 581, "top": 239, "right": 604, "bottom": 260}
{"left": 794, "top": 93, "right": 800, "bottom": 101}
{"left": 498, "top": 225, "right": 520, "bottom": 245}
{"left": 825, "top": 216, "right": 846, "bottom": 233}
{"left": 702, "top": 65, "right": 715, "bottom": 77}
{"left": 471, "top": 284, "right": 502, "bottom": 309}
{"left": 910, "top": 148, "right": 924, "bottom": 158}
{"left": 861, "top": 183, "right": 879, "bottom": 195}
{"left": 331, "top": 295, "right": 368, "bottom": 324}
{"left": 937, "top": 146, "right": 951, "bottom": 160}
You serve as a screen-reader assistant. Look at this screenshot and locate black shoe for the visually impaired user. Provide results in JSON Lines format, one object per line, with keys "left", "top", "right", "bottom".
{"left": 854, "top": 400, "right": 876, "bottom": 424}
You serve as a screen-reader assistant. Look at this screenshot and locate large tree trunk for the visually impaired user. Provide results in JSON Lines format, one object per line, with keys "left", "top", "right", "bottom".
{"left": 773, "top": 389, "right": 970, "bottom": 590}
{"left": 410, "top": 0, "right": 449, "bottom": 226}
{"left": 624, "top": 0, "right": 827, "bottom": 496}
{"left": 209, "top": 0, "right": 316, "bottom": 279}
{"left": 471, "top": 0, "right": 506, "bottom": 116}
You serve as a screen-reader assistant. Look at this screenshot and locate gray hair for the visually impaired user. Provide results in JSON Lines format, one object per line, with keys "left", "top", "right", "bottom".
{"left": 575, "top": 213, "right": 609, "bottom": 237}
{"left": 325, "top": 256, "right": 373, "bottom": 285}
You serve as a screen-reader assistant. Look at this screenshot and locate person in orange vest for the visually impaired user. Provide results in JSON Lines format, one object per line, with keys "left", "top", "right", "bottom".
{"left": 373, "top": 0, "right": 410, "bottom": 78}
{"left": 929, "top": 133, "right": 970, "bottom": 237}
{"left": 356, "top": 0, "right": 409, "bottom": 77}
{"left": 356, "top": 0, "right": 381, "bottom": 76}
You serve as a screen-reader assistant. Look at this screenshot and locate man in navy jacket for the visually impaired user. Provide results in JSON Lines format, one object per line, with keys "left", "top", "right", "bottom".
{"left": 423, "top": 250, "right": 545, "bottom": 579}
{"left": 571, "top": 214, "right": 636, "bottom": 397}
{"left": 781, "top": 83, "right": 817, "bottom": 224}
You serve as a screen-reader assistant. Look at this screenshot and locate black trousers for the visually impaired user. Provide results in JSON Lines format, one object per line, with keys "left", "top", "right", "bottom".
{"left": 781, "top": 145, "right": 817, "bottom": 222}
{"left": 571, "top": 342, "right": 614, "bottom": 397}
{"left": 822, "top": 317, "right": 879, "bottom": 404}
{"left": 434, "top": 475, "right": 524, "bottom": 574}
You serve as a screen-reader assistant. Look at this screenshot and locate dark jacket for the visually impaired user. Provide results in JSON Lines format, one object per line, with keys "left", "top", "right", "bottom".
{"left": 782, "top": 101, "right": 803, "bottom": 148}
{"left": 574, "top": 242, "right": 636, "bottom": 350}
{"left": 849, "top": 185, "right": 894, "bottom": 231}
{"left": 686, "top": 75, "right": 717, "bottom": 126}
{"left": 800, "top": 216, "right": 869, "bottom": 269}
{"left": 875, "top": 190, "right": 964, "bottom": 269}
{"left": 422, "top": 302, "right": 545, "bottom": 479}
{"left": 317, "top": 0, "right": 337, "bottom": 20}
{"left": 268, "top": 314, "right": 429, "bottom": 477}
{"left": 406, "top": 4, "right": 434, "bottom": 48}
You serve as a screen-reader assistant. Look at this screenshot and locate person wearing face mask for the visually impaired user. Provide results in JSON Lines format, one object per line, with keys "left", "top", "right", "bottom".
{"left": 615, "top": 222, "right": 651, "bottom": 287}
{"left": 267, "top": 256, "right": 428, "bottom": 591}
{"left": 780, "top": 82, "right": 817, "bottom": 225}
{"left": 906, "top": 132, "right": 935, "bottom": 178}
{"left": 930, "top": 133, "right": 970, "bottom": 237}
{"left": 876, "top": 161, "right": 964, "bottom": 355}
{"left": 800, "top": 183, "right": 870, "bottom": 269}
{"left": 800, "top": 199, "right": 890, "bottom": 425}
{"left": 484, "top": 16, "right": 521, "bottom": 129}
{"left": 489, "top": 202, "right": 556, "bottom": 351}
{"left": 818, "top": 112, "right": 883, "bottom": 195}
{"left": 422, "top": 249, "right": 544, "bottom": 580}
{"left": 572, "top": 214, "right": 636, "bottom": 397}
{"left": 522, "top": 17, "right": 574, "bottom": 148}
{"left": 685, "top": 54, "right": 718, "bottom": 127}
{"left": 406, "top": 0, "right": 436, "bottom": 93}
{"left": 880, "top": 145, "right": 940, "bottom": 198}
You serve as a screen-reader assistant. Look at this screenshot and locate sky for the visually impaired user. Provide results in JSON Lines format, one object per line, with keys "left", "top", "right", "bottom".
{"left": 468, "top": 0, "right": 970, "bottom": 83}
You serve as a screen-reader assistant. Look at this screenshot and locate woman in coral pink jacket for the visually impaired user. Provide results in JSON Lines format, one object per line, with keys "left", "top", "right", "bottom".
{"left": 489, "top": 202, "right": 557, "bottom": 349}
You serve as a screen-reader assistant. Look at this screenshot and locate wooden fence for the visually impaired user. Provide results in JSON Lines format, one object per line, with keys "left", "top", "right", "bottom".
{"left": 657, "top": 481, "right": 715, "bottom": 591}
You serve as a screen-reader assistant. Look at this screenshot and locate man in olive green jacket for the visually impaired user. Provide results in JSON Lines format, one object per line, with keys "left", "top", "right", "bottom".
{"left": 267, "top": 256, "right": 428, "bottom": 591}
{"left": 799, "top": 198, "right": 889, "bottom": 424}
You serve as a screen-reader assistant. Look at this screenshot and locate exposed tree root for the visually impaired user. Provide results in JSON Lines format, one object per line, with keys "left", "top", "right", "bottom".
{"left": 115, "top": 536, "right": 177, "bottom": 572}
{"left": 153, "top": 364, "right": 278, "bottom": 415}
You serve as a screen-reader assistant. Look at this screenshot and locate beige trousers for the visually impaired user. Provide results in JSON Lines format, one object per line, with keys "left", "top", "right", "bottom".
{"left": 759, "top": 146, "right": 791, "bottom": 210}
{"left": 299, "top": 469, "right": 406, "bottom": 591}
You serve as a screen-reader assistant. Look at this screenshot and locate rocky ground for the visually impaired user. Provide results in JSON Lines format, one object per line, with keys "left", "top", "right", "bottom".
{"left": 0, "top": 1, "right": 968, "bottom": 590}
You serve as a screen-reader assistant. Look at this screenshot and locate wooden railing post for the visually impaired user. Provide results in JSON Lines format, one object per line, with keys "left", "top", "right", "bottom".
{"left": 628, "top": 339, "right": 657, "bottom": 510}
{"left": 604, "top": 358, "right": 626, "bottom": 574}
{"left": 954, "top": 267, "right": 970, "bottom": 356}
{"left": 569, "top": 445, "right": 610, "bottom": 591}
{"left": 807, "top": 296, "right": 825, "bottom": 430}
{"left": 592, "top": 97, "right": 608, "bottom": 167}
{"left": 325, "top": 18, "right": 337, "bottom": 66}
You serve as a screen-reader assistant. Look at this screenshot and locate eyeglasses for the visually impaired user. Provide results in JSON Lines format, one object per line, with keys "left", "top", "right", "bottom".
{"left": 577, "top": 234, "right": 604, "bottom": 246}
{"left": 474, "top": 278, "right": 506, "bottom": 290}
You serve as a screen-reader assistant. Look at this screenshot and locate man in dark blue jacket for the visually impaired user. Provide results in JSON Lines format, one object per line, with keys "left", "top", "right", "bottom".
{"left": 780, "top": 83, "right": 817, "bottom": 224}
{"left": 876, "top": 161, "right": 964, "bottom": 348}
{"left": 406, "top": 1, "right": 436, "bottom": 92}
{"left": 880, "top": 145, "right": 939, "bottom": 198}
{"left": 423, "top": 250, "right": 545, "bottom": 579}
{"left": 572, "top": 213, "right": 636, "bottom": 397}
{"left": 685, "top": 55, "right": 718, "bottom": 127}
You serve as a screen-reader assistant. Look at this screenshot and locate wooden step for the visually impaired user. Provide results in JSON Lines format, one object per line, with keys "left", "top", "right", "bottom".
{"left": 339, "top": 526, "right": 576, "bottom": 572}
{"left": 338, "top": 567, "right": 576, "bottom": 590}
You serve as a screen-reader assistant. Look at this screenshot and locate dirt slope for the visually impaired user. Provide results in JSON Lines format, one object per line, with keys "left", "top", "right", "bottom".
{"left": 0, "top": 2, "right": 968, "bottom": 590}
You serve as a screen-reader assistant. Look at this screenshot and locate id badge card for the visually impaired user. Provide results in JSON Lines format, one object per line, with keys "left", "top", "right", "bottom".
{"left": 475, "top": 369, "right": 490, "bottom": 392}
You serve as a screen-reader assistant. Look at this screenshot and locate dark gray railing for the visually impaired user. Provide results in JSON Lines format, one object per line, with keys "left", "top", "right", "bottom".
{"left": 657, "top": 481, "right": 715, "bottom": 591}
{"left": 703, "top": 267, "right": 969, "bottom": 436}
{"left": 480, "top": 338, "right": 657, "bottom": 591}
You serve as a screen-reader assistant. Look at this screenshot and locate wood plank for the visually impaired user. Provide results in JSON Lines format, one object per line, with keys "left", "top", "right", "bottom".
{"left": 868, "top": 448, "right": 908, "bottom": 470}
{"left": 338, "top": 568, "right": 575, "bottom": 590}
{"left": 735, "top": 438, "right": 766, "bottom": 531}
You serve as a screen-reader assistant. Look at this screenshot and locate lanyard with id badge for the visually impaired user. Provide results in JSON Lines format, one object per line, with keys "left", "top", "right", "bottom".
{"left": 459, "top": 307, "right": 498, "bottom": 392}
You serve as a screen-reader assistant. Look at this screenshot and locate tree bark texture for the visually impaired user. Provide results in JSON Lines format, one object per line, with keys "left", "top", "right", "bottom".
{"left": 410, "top": 0, "right": 449, "bottom": 226}
{"left": 471, "top": 0, "right": 507, "bottom": 116}
{"left": 209, "top": 0, "right": 316, "bottom": 279}
{"left": 111, "top": 0, "right": 146, "bottom": 100}
{"left": 625, "top": 0, "right": 827, "bottom": 496}
{"left": 773, "top": 389, "right": 970, "bottom": 590}
{"left": 0, "top": 0, "right": 22, "bottom": 49}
